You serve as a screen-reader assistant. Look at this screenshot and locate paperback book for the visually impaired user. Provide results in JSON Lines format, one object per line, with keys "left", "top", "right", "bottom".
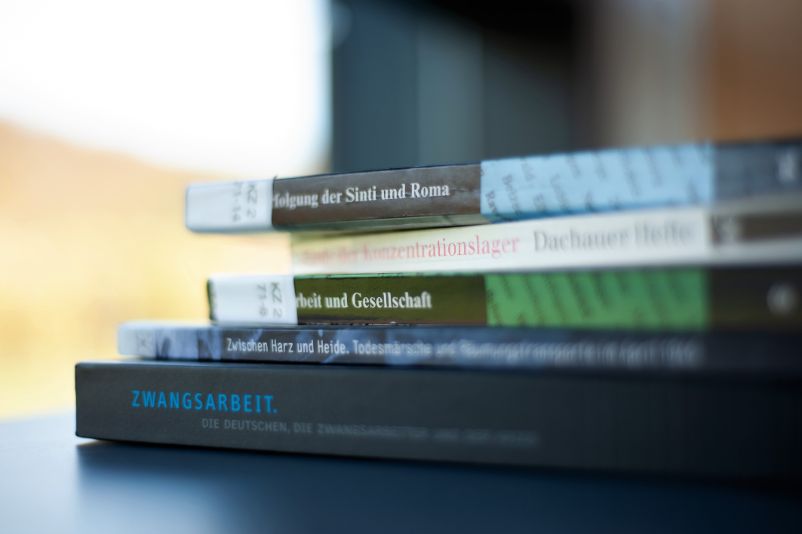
{"left": 290, "top": 195, "right": 802, "bottom": 274}
{"left": 118, "top": 321, "right": 802, "bottom": 376}
{"left": 186, "top": 138, "right": 802, "bottom": 233}
{"left": 206, "top": 266, "right": 802, "bottom": 330}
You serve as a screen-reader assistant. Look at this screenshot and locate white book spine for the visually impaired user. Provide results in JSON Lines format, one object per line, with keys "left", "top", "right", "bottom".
{"left": 118, "top": 321, "right": 157, "bottom": 357}
{"left": 291, "top": 207, "right": 715, "bottom": 274}
{"left": 207, "top": 274, "right": 298, "bottom": 325}
{"left": 185, "top": 179, "right": 274, "bottom": 232}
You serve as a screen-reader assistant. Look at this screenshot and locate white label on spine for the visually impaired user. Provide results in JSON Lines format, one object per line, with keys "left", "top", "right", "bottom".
{"left": 117, "top": 322, "right": 157, "bottom": 357}
{"left": 209, "top": 274, "right": 297, "bottom": 325}
{"left": 186, "top": 178, "right": 273, "bottom": 232}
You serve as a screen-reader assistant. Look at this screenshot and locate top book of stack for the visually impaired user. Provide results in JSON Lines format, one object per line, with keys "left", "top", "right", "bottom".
{"left": 185, "top": 138, "right": 802, "bottom": 234}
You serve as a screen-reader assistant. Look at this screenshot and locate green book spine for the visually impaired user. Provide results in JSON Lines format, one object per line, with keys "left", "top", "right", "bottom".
{"left": 484, "top": 270, "right": 706, "bottom": 329}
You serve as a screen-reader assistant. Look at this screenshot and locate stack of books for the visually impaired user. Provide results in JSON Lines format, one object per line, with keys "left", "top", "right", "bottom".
{"left": 76, "top": 139, "right": 802, "bottom": 479}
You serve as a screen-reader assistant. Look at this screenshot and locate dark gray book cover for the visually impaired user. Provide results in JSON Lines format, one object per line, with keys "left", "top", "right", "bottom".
{"left": 77, "top": 360, "right": 802, "bottom": 479}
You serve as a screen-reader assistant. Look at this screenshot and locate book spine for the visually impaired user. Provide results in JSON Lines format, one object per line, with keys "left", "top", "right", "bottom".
{"left": 207, "top": 274, "right": 298, "bottom": 325}
{"left": 291, "top": 206, "right": 715, "bottom": 274}
{"left": 185, "top": 179, "right": 274, "bottom": 233}
{"left": 184, "top": 140, "right": 802, "bottom": 233}
{"left": 208, "top": 273, "right": 490, "bottom": 326}
{"left": 715, "top": 139, "right": 802, "bottom": 201}
{"left": 185, "top": 165, "right": 486, "bottom": 233}
{"left": 480, "top": 143, "right": 714, "bottom": 220}
{"left": 271, "top": 164, "right": 483, "bottom": 230}
{"left": 117, "top": 322, "right": 802, "bottom": 376}
{"left": 76, "top": 361, "right": 802, "bottom": 478}
{"left": 207, "top": 267, "right": 802, "bottom": 330}
{"left": 291, "top": 197, "right": 802, "bottom": 274}
{"left": 480, "top": 140, "right": 802, "bottom": 221}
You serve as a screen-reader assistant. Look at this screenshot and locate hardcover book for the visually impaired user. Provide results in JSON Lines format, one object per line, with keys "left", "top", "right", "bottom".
{"left": 76, "top": 360, "right": 802, "bottom": 479}
{"left": 185, "top": 138, "right": 802, "bottom": 233}
{"left": 290, "top": 195, "right": 802, "bottom": 274}
{"left": 205, "top": 266, "right": 802, "bottom": 330}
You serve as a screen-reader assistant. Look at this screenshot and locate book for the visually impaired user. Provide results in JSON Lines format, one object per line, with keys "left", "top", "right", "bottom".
{"left": 76, "top": 360, "right": 802, "bottom": 478}
{"left": 206, "top": 266, "right": 802, "bottom": 330}
{"left": 118, "top": 321, "right": 802, "bottom": 376}
{"left": 290, "top": 195, "right": 802, "bottom": 274}
{"left": 185, "top": 138, "right": 802, "bottom": 233}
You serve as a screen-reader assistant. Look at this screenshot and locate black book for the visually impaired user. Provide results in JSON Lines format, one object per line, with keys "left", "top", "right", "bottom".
{"left": 76, "top": 360, "right": 802, "bottom": 479}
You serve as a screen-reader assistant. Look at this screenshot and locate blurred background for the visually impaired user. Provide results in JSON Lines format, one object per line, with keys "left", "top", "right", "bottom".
{"left": 1, "top": 0, "right": 801, "bottom": 418}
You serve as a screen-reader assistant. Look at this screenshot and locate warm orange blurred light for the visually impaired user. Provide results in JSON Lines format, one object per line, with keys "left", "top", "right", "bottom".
{"left": 0, "top": 122, "right": 295, "bottom": 418}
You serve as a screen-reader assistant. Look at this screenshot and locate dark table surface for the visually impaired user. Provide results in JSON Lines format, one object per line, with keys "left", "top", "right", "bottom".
{"left": 1, "top": 413, "right": 800, "bottom": 534}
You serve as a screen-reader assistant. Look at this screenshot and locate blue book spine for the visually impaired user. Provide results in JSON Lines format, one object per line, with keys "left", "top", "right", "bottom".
{"left": 480, "top": 139, "right": 802, "bottom": 220}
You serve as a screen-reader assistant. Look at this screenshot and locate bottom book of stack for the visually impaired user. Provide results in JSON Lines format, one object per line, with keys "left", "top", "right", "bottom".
{"left": 76, "top": 326, "right": 802, "bottom": 480}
